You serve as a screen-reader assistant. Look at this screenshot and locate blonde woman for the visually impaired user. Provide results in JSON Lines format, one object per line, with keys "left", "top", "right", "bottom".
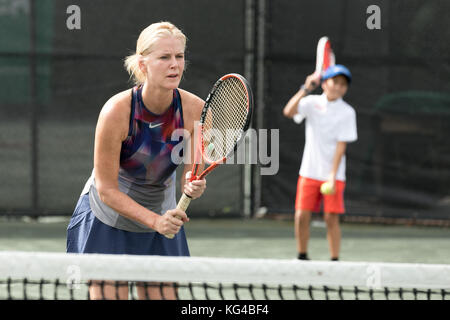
{"left": 66, "top": 22, "right": 206, "bottom": 299}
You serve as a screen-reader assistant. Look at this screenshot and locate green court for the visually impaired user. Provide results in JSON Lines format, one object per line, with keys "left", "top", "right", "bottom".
{"left": 1, "top": 217, "right": 449, "bottom": 264}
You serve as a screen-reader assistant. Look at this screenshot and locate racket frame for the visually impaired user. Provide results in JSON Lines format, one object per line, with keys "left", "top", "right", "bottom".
{"left": 166, "top": 73, "right": 253, "bottom": 238}
{"left": 315, "top": 36, "right": 336, "bottom": 78}
{"left": 191, "top": 73, "right": 253, "bottom": 181}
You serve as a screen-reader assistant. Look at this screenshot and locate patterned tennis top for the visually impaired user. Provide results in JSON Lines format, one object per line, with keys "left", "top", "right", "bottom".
{"left": 82, "top": 86, "right": 185, "bottom": 232}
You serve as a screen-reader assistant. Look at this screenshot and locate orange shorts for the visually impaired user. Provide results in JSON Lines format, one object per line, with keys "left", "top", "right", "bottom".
{"left": 295, "top": 176, "right": 346, "bottom": 214}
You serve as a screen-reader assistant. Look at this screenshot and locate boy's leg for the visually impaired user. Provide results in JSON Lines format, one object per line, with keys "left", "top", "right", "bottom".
{"left": 295, "top": 209, "right": 312, "bottom": 259}
{"left": 323, "top": 180, "right": 346, "bottom": 260}
{"left": 295, "top": 176, "right": 321, "bottom": 260}
{"left": 324, "top": 213, "right": 341, "bottom": 260}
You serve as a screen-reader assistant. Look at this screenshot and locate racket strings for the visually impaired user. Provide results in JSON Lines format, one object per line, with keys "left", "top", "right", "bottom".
{"left": 323, "top": 44, "right": 334, "bottom": 71}
{"left": 203, "top": 78, "right": 249, "bottom": 161}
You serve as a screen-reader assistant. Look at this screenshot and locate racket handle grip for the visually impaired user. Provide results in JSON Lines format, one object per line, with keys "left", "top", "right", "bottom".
{"left": 164, "top": 193, "right": 192, "bottom": 239}
{"left": 176, "top": 193, "right": 192, "bottom": 211}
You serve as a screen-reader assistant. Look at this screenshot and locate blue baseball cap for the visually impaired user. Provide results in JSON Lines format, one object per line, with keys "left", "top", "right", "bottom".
{"left": 322, "top": 64, "right": 352, "bottom": 84}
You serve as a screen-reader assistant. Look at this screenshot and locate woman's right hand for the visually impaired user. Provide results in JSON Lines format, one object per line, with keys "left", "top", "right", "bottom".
{"left": 154, "top": 209, "right": 189, "bottom": 236}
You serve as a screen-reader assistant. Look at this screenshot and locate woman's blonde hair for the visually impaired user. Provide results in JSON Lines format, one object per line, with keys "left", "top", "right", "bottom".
{"left": 124, "top": 21, "right": 187, "bottom": 85}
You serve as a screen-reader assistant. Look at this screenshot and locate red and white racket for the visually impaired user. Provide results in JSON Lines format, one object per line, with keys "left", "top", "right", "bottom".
{"left": 165, "top": 73, "right": 253, "bottom": 238}
{"left": 314, "top": 36, "right": 335, "bottom": 83}
{"left": 295, "top": 37, "right": 336, "bottom": 124}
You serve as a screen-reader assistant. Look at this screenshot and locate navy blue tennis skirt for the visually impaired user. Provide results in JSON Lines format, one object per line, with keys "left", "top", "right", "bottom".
{"left": 66, "top": 193, "right": 190, "bottom": 256}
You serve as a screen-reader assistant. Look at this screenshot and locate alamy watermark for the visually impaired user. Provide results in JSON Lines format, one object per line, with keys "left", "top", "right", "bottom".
{"left": 64, "top": 263, "right": 385, "bottom": 293}
{"left": 366, "top": 5, "right": 381, "bottom": 30}
{"left": 66, "top": 5, "right": 81, "bottom": 30}
{"left": 170, "top": 121, "right": 279, "bottom": 176}
{"left": 64, "top": 4, "right": 381, "bottom": 31}
{"left": 366, "top": 264, "right": 382, "bottom": 289}
{"left": 66, "top": 264, "right": 82, "bottom": 290}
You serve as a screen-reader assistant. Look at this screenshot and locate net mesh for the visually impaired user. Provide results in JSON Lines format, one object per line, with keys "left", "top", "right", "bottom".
{"left": 202, "top": 76, "right": 250, "bottom": 162}
{"left": 1, "top": 251, "right": 449, "bottom": 300}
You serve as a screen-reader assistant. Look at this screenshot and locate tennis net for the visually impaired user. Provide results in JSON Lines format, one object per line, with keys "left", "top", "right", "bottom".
{"left": 0, "top": 251, "right": 449, "bottom": 300}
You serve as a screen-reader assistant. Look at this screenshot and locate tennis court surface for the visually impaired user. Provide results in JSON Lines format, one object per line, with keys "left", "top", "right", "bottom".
{"left": 0, "top": 217, "right": 449, "bottom": 300}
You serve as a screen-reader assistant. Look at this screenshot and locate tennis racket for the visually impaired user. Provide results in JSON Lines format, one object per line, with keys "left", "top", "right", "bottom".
{"left": 313, "top": 36, "right": 335, "bottom": 85}
{"left": 165, "top": 73, "right": 253, "bottom": 239}
{"left": 294, "top": 37, "right": 335, "bottom": 125}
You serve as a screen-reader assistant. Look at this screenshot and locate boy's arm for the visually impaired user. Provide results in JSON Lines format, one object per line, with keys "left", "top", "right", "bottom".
{"left": 327, "top": 141, "right": 347, "bottom": 192}
{"left": 283, "top": 88, "right": 309, "bottom": 118}
{"left": 282, "top": 73, "right": 320, "bottom": 119}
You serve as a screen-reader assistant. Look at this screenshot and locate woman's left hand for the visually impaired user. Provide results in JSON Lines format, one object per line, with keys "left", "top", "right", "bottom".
{"left": 184, "top": 171, "right": 206, "bottom": 199}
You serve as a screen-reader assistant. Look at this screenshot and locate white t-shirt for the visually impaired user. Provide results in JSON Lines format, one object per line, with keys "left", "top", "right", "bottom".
{"left": 296, "top": 94, "right": 357, "bottom": 181}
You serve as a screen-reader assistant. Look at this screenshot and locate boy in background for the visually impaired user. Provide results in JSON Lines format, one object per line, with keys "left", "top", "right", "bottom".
{"left": 283, "top": 65, "right": 357, "bottom": 261}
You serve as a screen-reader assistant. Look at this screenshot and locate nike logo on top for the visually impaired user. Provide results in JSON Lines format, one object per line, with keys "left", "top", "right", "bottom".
{"left": 149, "top": 122, "right": 164, "bottom": 129}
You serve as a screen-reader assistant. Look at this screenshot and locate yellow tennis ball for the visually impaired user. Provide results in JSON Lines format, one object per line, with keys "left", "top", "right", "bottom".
{"left": 320, "top": 182, "right": 334, "bottom": 195}
{"left": 207, "top": 143, "right": 215, "bottom": 153}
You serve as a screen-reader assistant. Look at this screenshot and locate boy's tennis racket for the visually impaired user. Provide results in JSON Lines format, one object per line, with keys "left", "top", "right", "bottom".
{"left": 295, "top": 37, "right": 335, "bottom": 125}
{"left": 314, "top": 36, "right": 335, "bottom": 84}
{"left": 165, "top": 73, "right": 253, "bottom": 239}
